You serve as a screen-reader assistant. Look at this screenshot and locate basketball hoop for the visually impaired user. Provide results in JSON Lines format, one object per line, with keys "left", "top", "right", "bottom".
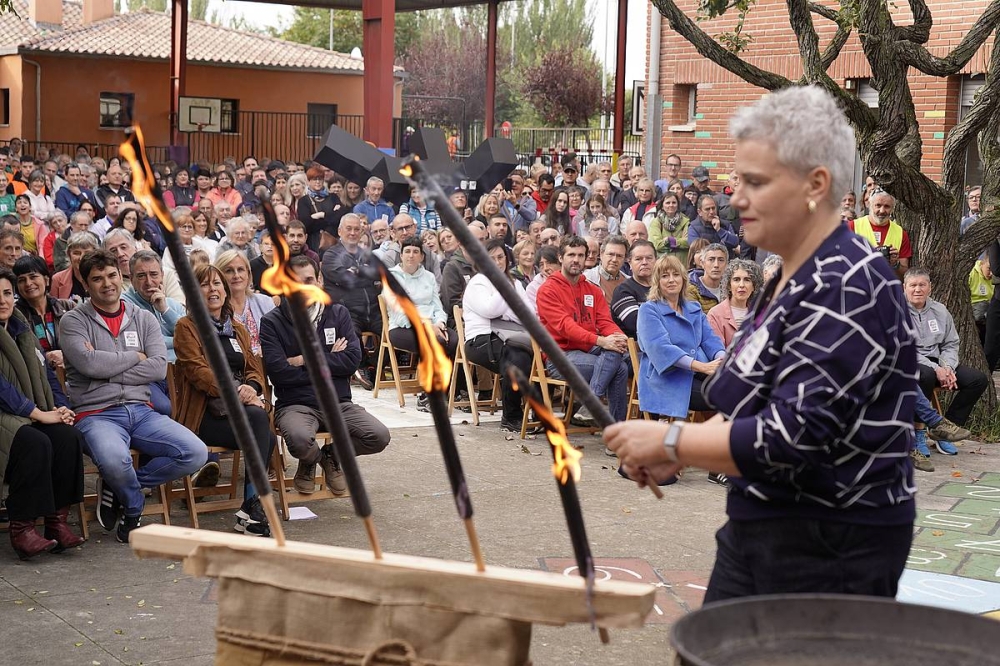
{"left": 195, "top": 123, "right": 207, "bottom": 133}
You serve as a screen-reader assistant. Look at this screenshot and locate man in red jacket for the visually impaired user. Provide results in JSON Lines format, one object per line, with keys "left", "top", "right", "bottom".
{"left": 536, "top": 236, "right": 629, "bottom": 421}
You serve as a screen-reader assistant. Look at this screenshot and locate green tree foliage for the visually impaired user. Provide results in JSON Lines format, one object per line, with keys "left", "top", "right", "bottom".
{"left": 279, "top": 7, "right": 421, "bottom": 55}
{"left": 190, "top": 0, "right": 209, "bottom": 21}
{"left": 127, "top": 0, "right": 167, "bottom": 10}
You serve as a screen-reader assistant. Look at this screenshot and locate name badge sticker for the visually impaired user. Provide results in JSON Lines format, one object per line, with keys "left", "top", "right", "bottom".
{"left": 583, "top": 295, "right": 594, "bottom": 307}
{"left": 324, "top": 328, "right": 337, "bottom": 346}
{"left": 230, "top": 338, "right": 243, "bottom": 353}
{"left": 928, "top": 319, "right": 940, "bottom": 334}
{"left": 979, "top": 285, "right": 988, "bottom": 296}
{"left": 123, "top": 331, "right": 140, "bottom": 348}
{"left": 735, "top": 326, "right": 769, "bottom": 374}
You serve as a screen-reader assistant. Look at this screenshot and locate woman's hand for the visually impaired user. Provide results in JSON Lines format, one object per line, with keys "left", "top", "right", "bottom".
{"left": 311, "top": 212, "right": 325, "bottom": 219}
{"left": 692, "top": 359, "right": 723, "bottom": 375}
{"left": 330, "top": 338, "right": 348, "bottom": 353}
{"left": 237, "top": 384, "right": 258, "bottom": 405}
{"left": 31, "top": 408, "right": 73, "bottom": 425}
{"left": 434, "top": 321, "right": 448, "bottom": 340}
{"left": 604, "top": 421, "right": 673, "bottom": 469}
{"left": 45, "top": 350, "right": 64, "bottom": 368}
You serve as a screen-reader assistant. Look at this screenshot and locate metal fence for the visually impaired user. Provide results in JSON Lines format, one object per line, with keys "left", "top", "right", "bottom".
{"left": 186, "top": 111, "right": 366, "bottom": 164}
{"left": 0, "top": 139, "right": 169, "bottom": 164}
{"left": 3, "top": 117, "right": 642, "bottom": 170}
{"left": 508, "top": 127, "right": 643, "bottom": 168}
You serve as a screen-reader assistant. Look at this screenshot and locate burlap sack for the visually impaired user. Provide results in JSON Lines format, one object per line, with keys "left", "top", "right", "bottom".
{"left": 187, "top": 547, "right": 532, "bottom": 666}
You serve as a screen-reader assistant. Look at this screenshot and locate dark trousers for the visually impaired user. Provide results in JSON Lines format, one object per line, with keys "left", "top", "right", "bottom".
{"left": 690, "top": 374, "right": 712, "bottom": 412}
{"left": 465, "top": 334, "right": 533, "bottom": 423}
{"left": 389, "top": 327, "right": 459, "bottom": 360}
{"left": 917, "top": 363, "right": 988, "bottom": 427}
{"left": 4, "top": 423, "right": 85, "bottom": 521}
{"left": 349, "top": 302, "right": 383, "bottom": 370}
{"left": 197, "top": 404, "right": 275, "bottom": 499}
{"left": 984, "top": 295, "right": 1000, "bottom": 371}
{"left": 704, "top": 518, "right": 913, "bottom": 603}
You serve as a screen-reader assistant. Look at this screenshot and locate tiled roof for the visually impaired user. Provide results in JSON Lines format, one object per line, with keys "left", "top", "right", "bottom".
{"left": 0, "top": 0, "right": 82, "bottom": 51}
{"left": 2, "top": 1, "right": 369, "bottom": 74}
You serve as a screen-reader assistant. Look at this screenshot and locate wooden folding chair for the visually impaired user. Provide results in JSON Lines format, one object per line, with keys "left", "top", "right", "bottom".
{"left": 449, "top": 306, "right": 500, "bottom": 425}
{"left": 626, "top": 338, "right": 651, "bottom": 421}
{"left": 371, "top": 294, "right": 422, "bottom": 407}
{"left": 519, "top": 338, "right": 599, "bottom": 439}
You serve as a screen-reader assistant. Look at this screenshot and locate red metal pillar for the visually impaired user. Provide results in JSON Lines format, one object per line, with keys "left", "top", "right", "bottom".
{"left": 169, "top": 0, "right": 188, "bottom": 146}
{"left": 612, "top": 0, "right": 628, "bottom": 158}
{"left": 485, "top": 0, "right": 498, "bottom": 137}
{"left": 363, "top": 0, "right": 396, "bottom": 149}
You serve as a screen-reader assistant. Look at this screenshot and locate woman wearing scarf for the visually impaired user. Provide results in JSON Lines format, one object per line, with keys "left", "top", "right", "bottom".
{"left": 649, "top": 192, "right": 692, "bottom": 265}
{"left": 0, "top": 267, "right": 86, "bottom": 559}
{"left": 173, "top": 264, "right": 275, "bottom": 536}
{"left": 296, "top": 166, "right": 344, "bottom": 251}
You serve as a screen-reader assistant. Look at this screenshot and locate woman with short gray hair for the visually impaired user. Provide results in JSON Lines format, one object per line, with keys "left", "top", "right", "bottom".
{"left": 606, "top": 86, "right": 918, "bottom": 602}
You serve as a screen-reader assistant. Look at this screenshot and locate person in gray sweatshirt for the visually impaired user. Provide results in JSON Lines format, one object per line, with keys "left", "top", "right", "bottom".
{"left": 59, "top": 250, "right": 207, "bottom": 544}
{"left": 904, "top": 267, "right": 988, "bottom": 435}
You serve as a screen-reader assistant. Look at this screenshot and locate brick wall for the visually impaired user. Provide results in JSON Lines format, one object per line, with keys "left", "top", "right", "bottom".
{"left": 649, "top": 0, "right": 993, "bottom": 190}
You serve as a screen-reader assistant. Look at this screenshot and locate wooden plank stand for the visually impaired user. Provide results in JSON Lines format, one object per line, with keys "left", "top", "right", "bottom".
{"left": 132, "top": 525, "right": 655, "bottom": 666}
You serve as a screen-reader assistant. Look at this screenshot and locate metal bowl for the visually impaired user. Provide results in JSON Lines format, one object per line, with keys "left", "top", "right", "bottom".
{"left": 672, "top": 594, "right": 1000, "bottom": 666}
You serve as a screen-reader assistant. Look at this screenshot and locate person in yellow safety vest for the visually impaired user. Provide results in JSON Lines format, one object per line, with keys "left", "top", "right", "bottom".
{"left": 969, "top": 255, "right": 993, "bottom": 342}
{"left": 848, "top": 190, "right": 912, "bottom": 279}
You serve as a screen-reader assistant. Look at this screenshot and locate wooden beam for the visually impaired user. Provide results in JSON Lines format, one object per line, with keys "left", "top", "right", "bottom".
{"left": 131, "top": 524, "right": 655, "bottom": 628}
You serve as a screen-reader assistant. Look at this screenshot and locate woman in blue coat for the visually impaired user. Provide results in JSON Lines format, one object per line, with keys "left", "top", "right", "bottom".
{"left": 636, "top": 254, "right": 725, "bottom": 419}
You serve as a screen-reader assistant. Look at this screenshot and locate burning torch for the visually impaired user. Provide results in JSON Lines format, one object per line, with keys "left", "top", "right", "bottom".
{"left": 120, "top": 128, "right": 287, "bottom": 545}
{"left": 376, "top": 263, "right": 486, "bottom": 573}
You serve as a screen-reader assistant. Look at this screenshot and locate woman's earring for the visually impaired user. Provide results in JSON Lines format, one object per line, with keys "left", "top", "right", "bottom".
{"left": 808, "top": 200, "right": 817, "bottom": 214}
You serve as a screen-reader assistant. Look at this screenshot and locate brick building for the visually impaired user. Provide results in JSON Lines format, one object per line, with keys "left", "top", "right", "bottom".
{"left": 645, "top": 0, "right": 990, "bottom": 195}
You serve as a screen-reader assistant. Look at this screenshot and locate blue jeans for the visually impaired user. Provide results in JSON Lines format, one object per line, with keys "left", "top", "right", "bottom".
{"left": 704, "top": 518, "right": 913, "bottom": 602}
{"left": 77, "top": 403, "right": 208, "bottom": 516}
{"left": 913, "top": 389, "right": 942, "bottom": 426}
{"left": 547, "top": 347, "right": 629, "bottom": 421}
{"left": 150, "top": 380, "right": 171, "bottom": 417}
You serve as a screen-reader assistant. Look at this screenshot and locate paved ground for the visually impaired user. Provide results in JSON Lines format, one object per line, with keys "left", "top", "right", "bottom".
{"left": 2, "top": 388, "right": 999, "bottom": 665}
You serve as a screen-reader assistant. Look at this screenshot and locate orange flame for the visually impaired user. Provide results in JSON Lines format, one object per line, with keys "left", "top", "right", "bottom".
{"left": 511, "top": 375, "right": 582, "bottom": 484}
{"left": 119, "top": 127, "right": 175, "bottom": 232}
{"left": 260, "top": 234, "right": 330, "bottom": 306}
{"left": 381, "top": 275, "right": 452, "bottom": 393}
{"left": 120, "top": 128, "right": 328, "bottom": 306}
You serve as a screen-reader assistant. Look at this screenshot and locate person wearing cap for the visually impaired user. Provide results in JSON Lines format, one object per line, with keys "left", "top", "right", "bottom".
{"left": 558, "top": 157, "right": 589, "bottom": 192}
{"left": 691, "top": 166, "right": 714, "bottom": 194}
{"left": 265, "top": 161, "right": 286, "bottom": 184}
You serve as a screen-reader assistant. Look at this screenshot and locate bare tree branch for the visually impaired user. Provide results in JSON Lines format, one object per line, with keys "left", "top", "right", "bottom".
{"left": 787, "top": 0, "right": 824, "bottom": 78}
{"left": 895, "top": 0, "right": 933, "bottom": 43}
{"left": 821, "top": 23, "right": 852, "bottom": 69}
{"left": 896, "top": 0, "right": 1000, "bottom": 76}
{"left": 942, "top": 27, "right": 1000, "bottom": 193}
{"left": 807, "top": 1, "right": 838, "bottom": 22}
{"left": 650, "top": 0, "right": 793, "bottom": 90}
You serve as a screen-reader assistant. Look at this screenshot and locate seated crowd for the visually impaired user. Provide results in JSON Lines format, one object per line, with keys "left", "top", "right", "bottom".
{"left": 0, "top": 143, "right": 986, "bottom": 559}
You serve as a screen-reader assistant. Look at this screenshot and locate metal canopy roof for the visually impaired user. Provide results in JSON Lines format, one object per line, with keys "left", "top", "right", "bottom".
{"left": 240, "top": 0, "right": 503, "bottom": 12}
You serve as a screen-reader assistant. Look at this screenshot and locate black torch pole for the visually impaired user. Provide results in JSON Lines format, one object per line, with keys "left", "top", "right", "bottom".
{"left": 120, "top": 133, "right": 286, "bottom": 545}
{"left": 509, "top": 366, "right": 605, "bottom": 641}
{"left": 401, "top": 158, "right": 662, "bottom": 499}
{"left": 404, "top": 158, "right": 611, "bottom": 427}
{"left": 378, "top": 269, "right": 485, "bottom": 571}
{"left": 258, "top": 196, "right": 382, "bottom": 558}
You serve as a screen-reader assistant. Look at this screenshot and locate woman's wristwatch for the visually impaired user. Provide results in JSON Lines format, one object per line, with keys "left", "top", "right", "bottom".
{"left": 663, "top": 422, "right": 683, "bottom": 463}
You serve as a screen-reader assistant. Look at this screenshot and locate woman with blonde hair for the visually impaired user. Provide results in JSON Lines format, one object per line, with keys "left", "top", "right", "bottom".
{"left": 636, "top": 254, "right": 724, "bottom": 422}
{"left": 214, "top": 250, "right": 275, "bottom": 356}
